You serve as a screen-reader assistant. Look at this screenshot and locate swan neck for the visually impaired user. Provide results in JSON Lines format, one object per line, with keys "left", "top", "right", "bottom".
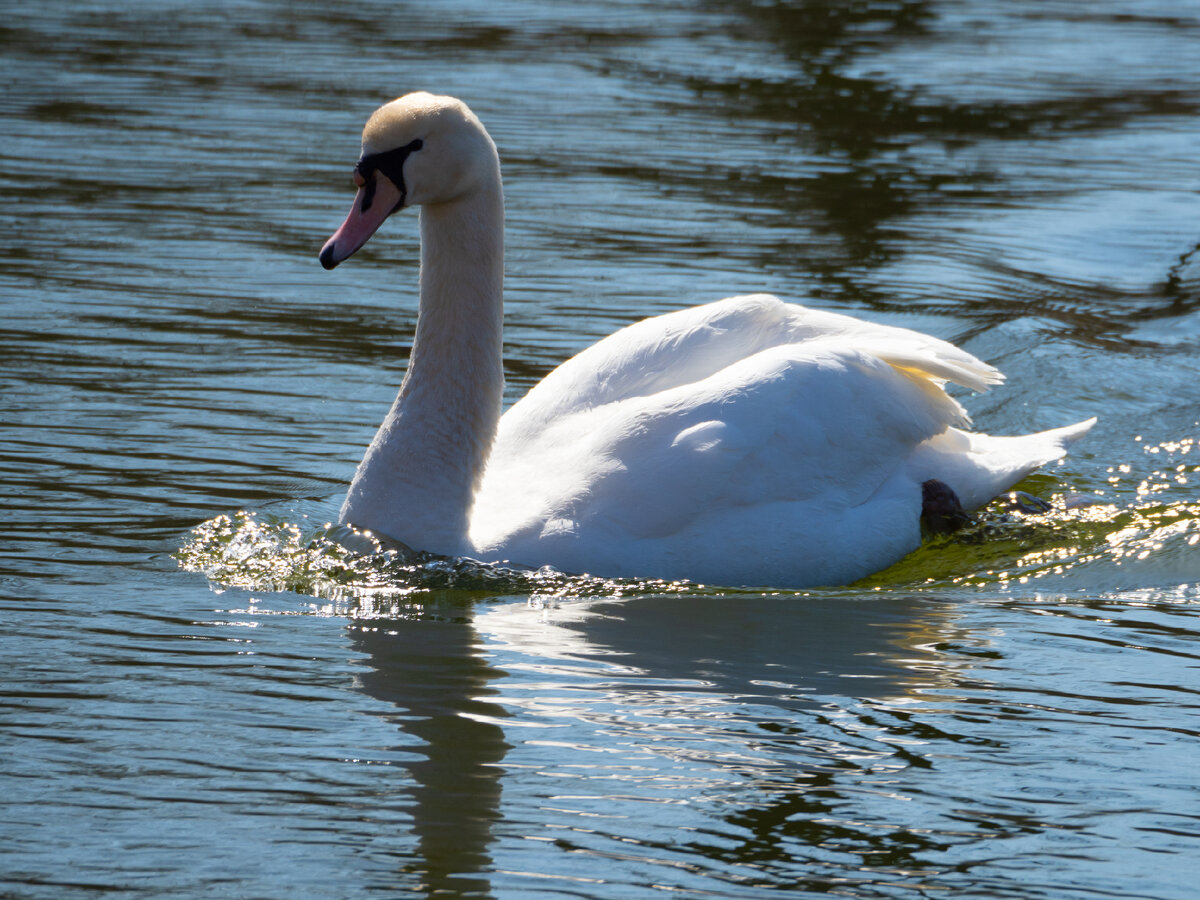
{"left": 341, "top": 182, "right": 505, "bottom": 553}
{"left": 416, "top": 186, "right": 505, "bottom": 353}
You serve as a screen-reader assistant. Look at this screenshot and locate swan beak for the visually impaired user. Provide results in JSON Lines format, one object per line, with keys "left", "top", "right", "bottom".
{"left": 318, "top": 173, "right": 404, "bottom": 270}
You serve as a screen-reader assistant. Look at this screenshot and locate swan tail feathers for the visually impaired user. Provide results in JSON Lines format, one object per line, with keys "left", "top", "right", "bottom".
{"left": 1038, "top": 416, "right": 1098, "bottom": 456}
{"left": 993, "top": 415, "right": 1097, "bottom": 474}
{"left": 920, "top": 417, "right": 1097, "bottom": 510}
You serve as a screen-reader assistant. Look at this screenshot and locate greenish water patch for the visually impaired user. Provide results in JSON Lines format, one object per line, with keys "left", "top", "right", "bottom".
{"left": 868, "top": 493, "right": 1200, "bottom": 596}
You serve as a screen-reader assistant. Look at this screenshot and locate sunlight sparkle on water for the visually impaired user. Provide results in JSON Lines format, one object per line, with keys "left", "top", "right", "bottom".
{"left": 176, "top": 510, "right": 703, "bottom": 612}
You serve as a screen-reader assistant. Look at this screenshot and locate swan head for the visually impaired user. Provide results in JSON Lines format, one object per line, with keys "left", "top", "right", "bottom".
{"left": 319, "top": 92, "right": 498, "bottom": 270}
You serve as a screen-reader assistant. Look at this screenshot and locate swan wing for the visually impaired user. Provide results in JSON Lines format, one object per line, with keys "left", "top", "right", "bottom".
{"left": 471, "top": 298, "right": 1002, "bottom": 582}
{"left": 498, "top": 294, "right": 1000, "bottom": 437}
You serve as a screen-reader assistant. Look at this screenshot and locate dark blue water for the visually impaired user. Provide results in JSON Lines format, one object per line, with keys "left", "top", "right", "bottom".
{"left": 3, "top": 2, "right": 1199, "bottom": 897}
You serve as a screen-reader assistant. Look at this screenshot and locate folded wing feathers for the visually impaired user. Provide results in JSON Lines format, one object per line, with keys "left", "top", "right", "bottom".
{"left": 867, "top": 341, "right": 1004, "bottom": 394}
{"left": 773, "top": 299, "right": 1004, "bottom": 395}
{"left": 505, "top": 295, "right": 1003, "bottom": 441}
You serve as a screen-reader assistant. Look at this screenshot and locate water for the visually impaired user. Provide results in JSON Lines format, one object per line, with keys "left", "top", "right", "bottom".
{"left": 3, "top": 1, "right": 1199, "bottom": 897}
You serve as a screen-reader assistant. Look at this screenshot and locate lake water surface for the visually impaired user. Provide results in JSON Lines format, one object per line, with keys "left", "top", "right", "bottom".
{"left": 3, "top": 1, "right": 1200, "bottom": 897}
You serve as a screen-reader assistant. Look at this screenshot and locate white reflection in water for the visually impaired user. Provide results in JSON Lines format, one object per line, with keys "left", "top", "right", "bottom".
{"left": 467, "top": 592, "right": 965, "bottom": 891}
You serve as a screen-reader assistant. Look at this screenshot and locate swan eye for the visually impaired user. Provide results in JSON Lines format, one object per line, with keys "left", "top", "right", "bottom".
{"left": 355, "top": 138, "right": 424, "bottom": 212}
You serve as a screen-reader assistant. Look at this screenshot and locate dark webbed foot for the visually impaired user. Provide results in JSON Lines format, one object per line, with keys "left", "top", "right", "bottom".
{"left": 1001, "top": 490, "right": 1053, "bottom": 514}
{"left": 921, "top": 479, "right": 972, "bottom": 537}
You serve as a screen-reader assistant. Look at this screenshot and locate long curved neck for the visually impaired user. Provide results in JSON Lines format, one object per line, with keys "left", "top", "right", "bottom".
{"left": 340, "top": 181, "right": 504, "bottom": 554}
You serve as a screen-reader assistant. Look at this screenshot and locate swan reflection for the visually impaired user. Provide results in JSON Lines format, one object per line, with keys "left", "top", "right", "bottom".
{"left": 471, "top": 590, "right": 988, "bottom": 891}
{"left": 348, "top": 606, "right": 509, "bottom": 897}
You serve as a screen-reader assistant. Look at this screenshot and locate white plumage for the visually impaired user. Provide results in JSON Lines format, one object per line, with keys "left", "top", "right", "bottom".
{"left": 318, "top": 92, "right": 1093, "bottom": 588}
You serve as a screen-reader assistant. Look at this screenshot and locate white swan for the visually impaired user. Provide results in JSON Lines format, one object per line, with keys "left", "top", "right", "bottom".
{"left": 318, "top": 92, "right": 1094, "bottom": 588}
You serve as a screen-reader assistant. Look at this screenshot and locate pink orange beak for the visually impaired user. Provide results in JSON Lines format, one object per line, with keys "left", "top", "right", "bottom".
{"left": 318, "top": 172, "right": 404, "bottom": 270}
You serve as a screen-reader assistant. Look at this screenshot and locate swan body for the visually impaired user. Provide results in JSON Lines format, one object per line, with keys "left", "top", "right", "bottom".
{"left": 319, "top": 92, "right": 1094, "bottom": 588}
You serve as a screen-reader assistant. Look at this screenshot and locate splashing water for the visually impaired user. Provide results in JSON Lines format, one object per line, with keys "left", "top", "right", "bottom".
{"left": 177, "top": 484, "right": 1200, "bottom": 607}
{"left": 174, "top": 511, "right": 702, "bottom": 610}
